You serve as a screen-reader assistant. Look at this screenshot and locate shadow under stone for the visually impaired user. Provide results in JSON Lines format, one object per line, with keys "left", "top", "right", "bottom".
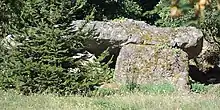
{"left": 189, "top": 65, "right": 220, "bottom": 84}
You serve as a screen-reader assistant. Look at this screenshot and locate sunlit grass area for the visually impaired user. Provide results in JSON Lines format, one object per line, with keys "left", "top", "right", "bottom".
{"left": 1, "top": 85, "right": 220, "bottom": 110}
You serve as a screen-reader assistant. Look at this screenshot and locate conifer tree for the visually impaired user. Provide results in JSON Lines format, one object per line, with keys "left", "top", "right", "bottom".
{"left": 0, "top": 0, "right": 113, "bottom": 95}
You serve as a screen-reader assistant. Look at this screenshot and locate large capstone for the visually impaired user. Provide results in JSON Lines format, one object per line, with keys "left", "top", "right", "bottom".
{"left": 71, "top": 19, "right": 203, "bottom": 59}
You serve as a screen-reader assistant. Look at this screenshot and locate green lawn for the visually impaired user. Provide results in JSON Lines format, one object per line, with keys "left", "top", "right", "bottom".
{"left": 1, "top": 90, "right": 220, "bottom": 110}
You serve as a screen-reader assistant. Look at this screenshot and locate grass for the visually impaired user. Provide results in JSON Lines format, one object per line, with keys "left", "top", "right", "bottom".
{"left": 1, "top": 82, "right": 220, "bottom": 110}
{"left": 1, "top": 88, "right": 220, "bottom": 110}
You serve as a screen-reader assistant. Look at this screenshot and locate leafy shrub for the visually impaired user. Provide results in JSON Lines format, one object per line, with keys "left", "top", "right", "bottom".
{"left": 73, "top": 0, "right": 159, "bottom": 22}
{"left": 154, "top": 0, "right": 220, "bottom": 39}
{"left": 200, "top": 10, "right": 220, "bottom": 43}
{"left": 73, "top": 0, "right": 143, "bottom": 20}
{"left": 152, "top": 0, "right": 195, "bottom": 27}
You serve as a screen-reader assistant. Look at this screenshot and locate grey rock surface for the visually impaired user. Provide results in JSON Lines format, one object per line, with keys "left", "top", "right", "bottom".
{"left": 114, "top": 44, "right": 190, "bottom": 91}
{"left": 71, "top": 19, "right": 204, "bottom": 91}
{"left": 193, "top": 39, "right": 220, "bottom": 71}
{"left": 71, "top": 19, "right": 203, "bottom": 59}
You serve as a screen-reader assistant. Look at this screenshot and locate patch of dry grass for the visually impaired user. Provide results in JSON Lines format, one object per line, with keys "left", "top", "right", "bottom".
{"left": 1, "top": 90, "right": 220, "bottom": 110}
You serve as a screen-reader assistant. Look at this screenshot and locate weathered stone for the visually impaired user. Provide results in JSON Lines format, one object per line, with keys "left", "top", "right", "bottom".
{"left": 195, "top": 40, "right": 220, "bottom": 71}
{"left": 188, "top": 39, "right": 220, "bottom": 84}
{"left": 170, "top": 27, "right": 203, "bottom": 59}
{"left": 71, "top": 19, "right": 203, "bottom": 59}
{"left": 114, "top": 44, "right": 190, "bottom": 91}
{"left": 71, "top": 19, "right": 203, "bottom": 91}
{"left": 65, "top": 19, "right": 205, "bottom": 92}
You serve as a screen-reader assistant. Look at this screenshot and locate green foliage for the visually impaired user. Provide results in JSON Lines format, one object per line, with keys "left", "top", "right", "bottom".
{"left": 200, "top": 10, "right": 220, "bottom": 43}
{"left": 71, "top": 0, "right": 159, "bottom": 22}
{"left": 118, "top": 0, "right": 142, "bottom": 19}
{"left": 0, "top": 0, "right": 160, "bottom": 31}
{"left": 0, "top": 0, "right": 113, "bottom": 95}
{"left": 153, "top": 0, "right": 195, "bottom": 27}
{"left": 0, "top": 0, "right": 10, "bottom": 38}
{"left": 124, "top": 82, "right": 139, "bottom": 92}
{"left": 139, "top": 82, "right": 176, "bottom": 94}
{"left": 153, "top": 0, "right": 220, "bottom": 47}
{"left": 191, "top": 83, "right": 212, "bottom": 93}
{"left": 94, "top": 82, "right": 176, "bottom": 97}
{"left": 73, "top": 0, "right": 142, "bottom": 20}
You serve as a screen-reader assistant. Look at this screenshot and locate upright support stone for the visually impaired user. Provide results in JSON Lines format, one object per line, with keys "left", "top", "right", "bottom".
{"left": 172, "top": 48, "right": 190, "bottom": 91}
{"left": 115, "top": 44, "right": 190, "bottom": 92}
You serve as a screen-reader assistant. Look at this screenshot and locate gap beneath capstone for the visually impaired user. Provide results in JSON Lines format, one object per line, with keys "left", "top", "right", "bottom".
{"left": 189, "top": 65, "right": 220, "bottom": 84}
